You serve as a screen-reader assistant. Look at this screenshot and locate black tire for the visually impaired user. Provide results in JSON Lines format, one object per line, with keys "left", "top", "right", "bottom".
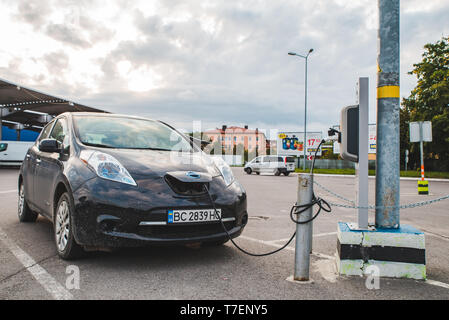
{"left": 245, "top": 168, "right": 252, "bottom": 174}
{"left": 54, "top": 192, "right": 85, "bottom": 260}
{"left": 283, "top": 172, "right": 290, "bottom": 176}
{"left": 274, "top": 169, "right": 281, "bottom": 176}
{"left": 18, "top": 183, "right": 38, "bottom": 222}
{"left": 255, "top": 171, "right": 260, "bottom": 175}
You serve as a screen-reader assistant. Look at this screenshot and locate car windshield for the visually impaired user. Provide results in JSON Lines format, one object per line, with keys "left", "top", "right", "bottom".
{"left": 73, "top": 115, "right": 194, "bottom": 152}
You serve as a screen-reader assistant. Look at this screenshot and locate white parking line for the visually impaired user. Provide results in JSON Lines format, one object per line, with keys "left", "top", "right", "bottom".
{"left": 425, "top": 279, "right": 449, "bottom": 290}
{"left": 0, "top": 227, "right": 72, "bottom": 300}
{"left": 0, "top": 189, "right": 16, "bottom": 194}
{"left": 265, "top": 232, "right": 337, "bottom": 244}
{"left": 239, "top": 235, "right": 335, "bottom": 260}
{"left": 313, "top": 232, "right": 337, "bottom": 238}
{"left": 424, "top": 231, "right": 449, "bottom": 241}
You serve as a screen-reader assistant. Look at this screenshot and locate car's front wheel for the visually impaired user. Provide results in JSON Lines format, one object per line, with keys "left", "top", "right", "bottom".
{"left": 245, "top": 168, "right": 252, "bottom": 174}
{"left": 54, "top": 192, "right": 84, "bottom": 260}
{"left": 18, "top": 183, "right": 38, "bottom": 222}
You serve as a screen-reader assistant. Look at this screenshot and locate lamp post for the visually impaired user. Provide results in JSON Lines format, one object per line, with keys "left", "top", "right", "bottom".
{"left": 288, "top": 49, "right": 313, "bottom": 170}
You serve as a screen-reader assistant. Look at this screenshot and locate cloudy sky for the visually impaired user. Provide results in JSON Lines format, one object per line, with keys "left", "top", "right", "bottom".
{"left": 0, "top": 0, "right": 448, "bottom": 136}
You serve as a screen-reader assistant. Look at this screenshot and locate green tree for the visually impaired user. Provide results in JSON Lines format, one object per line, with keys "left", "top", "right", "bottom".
{"left": 401, "top": 36, "right": 449, "bottom": 171}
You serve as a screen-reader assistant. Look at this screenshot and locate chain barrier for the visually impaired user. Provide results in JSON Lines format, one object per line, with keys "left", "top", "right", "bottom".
{"left": 313, "top": 180, "right": 449, "bottom": 210}
{"left": 312, "top": 180, "right": 355, "bottom": 205}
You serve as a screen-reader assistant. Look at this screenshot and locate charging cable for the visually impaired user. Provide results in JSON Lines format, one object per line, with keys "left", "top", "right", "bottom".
{"left": 204, "top": 139, "right": 331, "bottom": 257}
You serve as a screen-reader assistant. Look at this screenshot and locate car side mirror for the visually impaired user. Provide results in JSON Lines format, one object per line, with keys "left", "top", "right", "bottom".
{"left": 0, "top": 143, "right": 7, "bottom": 152}
{"left": 39, "top": 139, "right": 61, "bottom": 153}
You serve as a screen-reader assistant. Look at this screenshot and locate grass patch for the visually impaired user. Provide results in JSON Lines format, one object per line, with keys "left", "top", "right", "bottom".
{"left": 398, "top": 171, "right": 449, "bottom": 179}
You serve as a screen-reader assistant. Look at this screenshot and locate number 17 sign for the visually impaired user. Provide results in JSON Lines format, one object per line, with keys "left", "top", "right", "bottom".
{"left": 306, "top": 134, "right": 323, "bottom": 156}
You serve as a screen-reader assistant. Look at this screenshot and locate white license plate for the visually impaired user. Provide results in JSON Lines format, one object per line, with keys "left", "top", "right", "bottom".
{"left": 167, "top": 209, "right": 222, "bottom": 224}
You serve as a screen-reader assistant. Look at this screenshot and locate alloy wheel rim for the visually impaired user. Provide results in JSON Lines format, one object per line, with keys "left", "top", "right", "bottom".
{"left": 55, "top": 200, "right": 70, "bottom": 252}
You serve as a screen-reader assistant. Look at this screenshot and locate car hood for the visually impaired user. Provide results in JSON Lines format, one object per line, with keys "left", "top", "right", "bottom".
{"left": 96, "top": 148, "right": 220, "bottom": 178}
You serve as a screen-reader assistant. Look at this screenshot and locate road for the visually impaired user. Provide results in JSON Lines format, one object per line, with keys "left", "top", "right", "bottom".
{"left": 1, "top": 167, "right": 449, "bottom": 299}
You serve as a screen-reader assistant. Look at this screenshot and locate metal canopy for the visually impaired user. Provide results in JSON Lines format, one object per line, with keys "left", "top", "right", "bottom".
{"left": 0, "top": 77, "right": 107, "bottom": 134}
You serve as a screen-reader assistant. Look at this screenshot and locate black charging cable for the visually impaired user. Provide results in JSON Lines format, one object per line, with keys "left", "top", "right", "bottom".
{"left": 290, "top": 139, "right": 331, "bottom": 225}
{"left": 203, "top": 139, "right": 331, "bottom": 257}
{"left": 204, "top": 184, "right": 296, "bottom": 257}
{"left": 289, "top": 195, "right": 331, "bottom": 225}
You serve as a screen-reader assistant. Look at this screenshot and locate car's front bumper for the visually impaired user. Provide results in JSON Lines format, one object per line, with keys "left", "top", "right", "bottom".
{"left": 71, "top": 176, "right": 248, "bottom": 247}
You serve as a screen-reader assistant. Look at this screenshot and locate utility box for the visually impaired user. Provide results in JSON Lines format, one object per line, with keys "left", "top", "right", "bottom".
{"left": 340, "top": 105, "right": 359, "bottom": 162}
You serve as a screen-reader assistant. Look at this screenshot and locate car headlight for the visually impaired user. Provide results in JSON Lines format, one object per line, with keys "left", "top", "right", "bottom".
{"left": 211, "top": 156, "right": 234, "bottom": 186}
{"left": 80, "top": 150, "right": 137, "bottom": 186}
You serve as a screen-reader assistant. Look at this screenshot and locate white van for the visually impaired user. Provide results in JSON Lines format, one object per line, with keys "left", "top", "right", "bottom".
{"left": 244, "top": 155, "right": 296, "bottom": 176}
{"left": 0, "top": 141, "right": 34, "bottom": 167}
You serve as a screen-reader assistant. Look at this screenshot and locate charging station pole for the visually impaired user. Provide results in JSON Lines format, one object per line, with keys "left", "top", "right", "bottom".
{"left": 337, "top": 1, "right": 426, "bottom": 280}
{"left": 294, "top": 173, "right": 313, "bottom": 281}
{"left": 375, "top": 0, "right": 400, "bottom": 229}
{"left": 356, "top": 78, "right": 369, "bottom": 229}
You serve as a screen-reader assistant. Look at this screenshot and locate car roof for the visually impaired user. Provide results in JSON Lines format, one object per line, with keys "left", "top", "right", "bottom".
{"left": 58, "top": 112, "right": 157, "bottom": 122}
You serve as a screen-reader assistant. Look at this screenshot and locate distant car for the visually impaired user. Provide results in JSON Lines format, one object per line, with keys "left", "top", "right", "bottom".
{"left": 0, "top": 141, "right": 34, "bottom": 167}
{"left": 244, "top": 155, "right": 295, "bottom": 176}
{"left": 18, "top": 113, "right": 248, "bottom": 259}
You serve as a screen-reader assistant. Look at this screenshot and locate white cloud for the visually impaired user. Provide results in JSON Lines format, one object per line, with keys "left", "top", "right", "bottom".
{"left": 402, "top": 0, "right": 447, "bottom": 13}
{"left": 117, "top": 60, "right": 163, "bottom": 92}
{"left": 0, "top": 0, "right": 448, "bottom": 135}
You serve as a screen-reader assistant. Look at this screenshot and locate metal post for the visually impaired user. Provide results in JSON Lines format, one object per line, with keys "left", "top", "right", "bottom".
{"left": 304, "top": 57, "right": 311, "bottom": 251}
{"left": 375, "top": 0, "right": 400, "bottom": 229}
{"left": 288, "top": 50, "right": 312, "bottom": 170}
{"left": 303, "top": 57, "right": 308, "bottom": 171}
{"left": 419, "top": 122, "right": 424, "bottom": 181}
{"left": 294, "top": 173, "right": 313, "bottom": 281}
{"left": 356, "top": 77, "right": 369, "bottom": 229}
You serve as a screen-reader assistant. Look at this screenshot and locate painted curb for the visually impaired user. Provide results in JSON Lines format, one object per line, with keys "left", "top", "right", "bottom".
{"left": 336, "top": 222, "right": 426, "bottom": 280}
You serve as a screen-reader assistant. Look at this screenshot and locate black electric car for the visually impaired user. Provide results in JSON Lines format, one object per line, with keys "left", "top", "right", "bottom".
{"left": 18, "top": 113, "right": 248, "bottom": 259}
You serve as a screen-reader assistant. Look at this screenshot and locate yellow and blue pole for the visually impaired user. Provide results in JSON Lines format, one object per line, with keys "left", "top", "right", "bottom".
{"left": 375, "top": 0, "right": 400, "bottom": 229}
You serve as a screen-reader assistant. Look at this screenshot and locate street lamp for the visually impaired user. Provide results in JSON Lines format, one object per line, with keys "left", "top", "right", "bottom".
{"left": 288, "top": 48, "right": 313, "bottom": 170}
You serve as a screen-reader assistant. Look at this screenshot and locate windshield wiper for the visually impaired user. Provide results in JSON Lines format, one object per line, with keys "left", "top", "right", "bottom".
{"left": 82, "top": 142, "right": 115, "bottom": 148}
{"left": 81, "top": 143, "right": 187, "bottom": 152}
{"left": 132, "top": 147, "right": 173, "bottom": 151}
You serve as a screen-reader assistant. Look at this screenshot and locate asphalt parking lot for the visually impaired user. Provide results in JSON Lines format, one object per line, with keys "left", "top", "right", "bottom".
{"left": 1, "top": 167, "right": 449, "bottom": 300}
